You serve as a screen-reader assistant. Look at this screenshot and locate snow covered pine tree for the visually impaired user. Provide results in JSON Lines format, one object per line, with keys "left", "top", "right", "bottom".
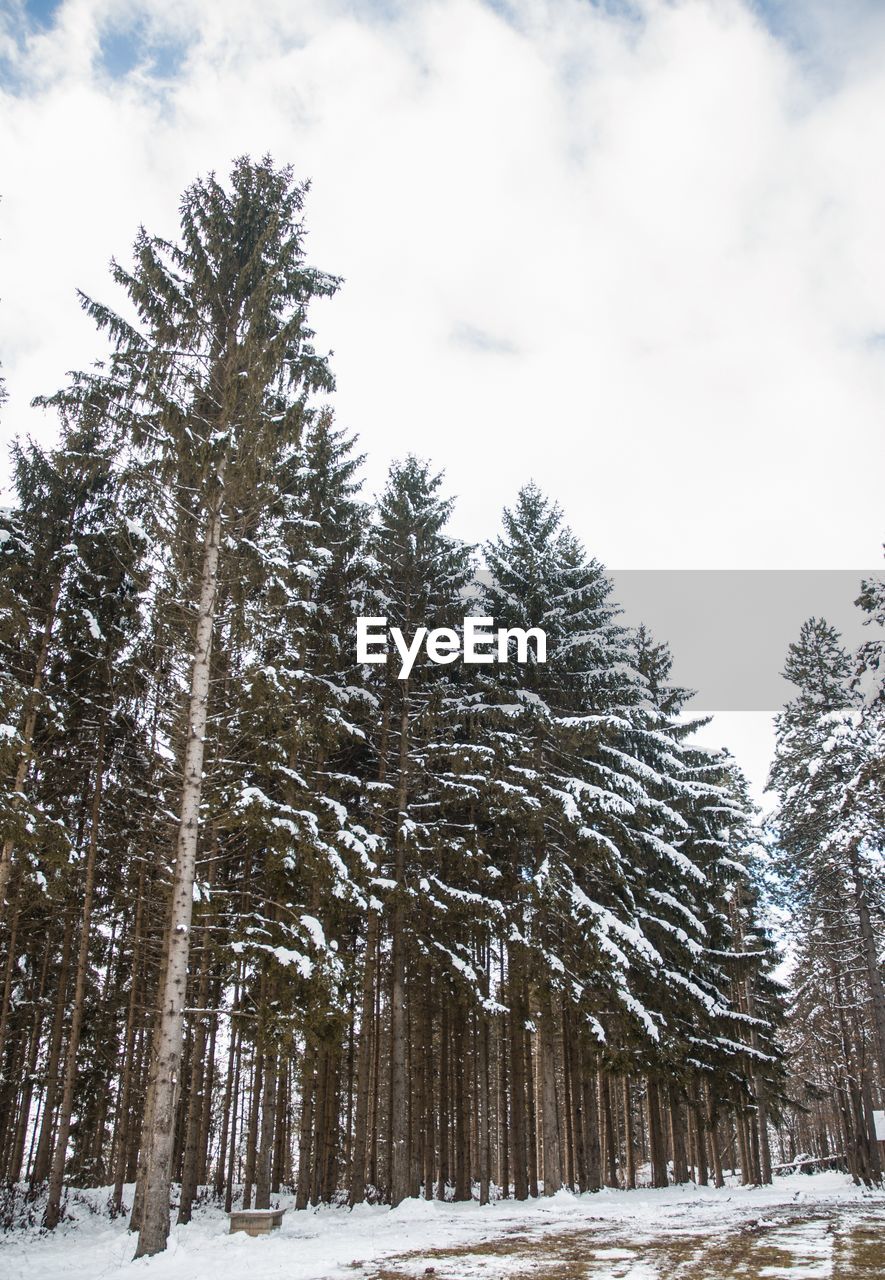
{"left": 44, "top": 158, "right": 340, "bottom": 1256}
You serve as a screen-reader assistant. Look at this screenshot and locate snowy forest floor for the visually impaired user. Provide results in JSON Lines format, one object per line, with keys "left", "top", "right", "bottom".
{"left": 1, "top": 1172, "right": 884, "bottom": 1280}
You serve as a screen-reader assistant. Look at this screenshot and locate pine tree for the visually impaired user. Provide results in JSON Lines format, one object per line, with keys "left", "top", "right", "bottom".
{"left": 48, "top": 156, "right": 340, "bottom": 1255}
{"left": 770, "top": 617, "right": 884, "bottom": 1182}
{"left": 355, "top": 456, "right": 473, "bottom": 1206}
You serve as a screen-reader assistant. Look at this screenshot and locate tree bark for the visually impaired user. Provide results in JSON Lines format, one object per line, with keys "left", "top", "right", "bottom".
{"left": 623, "top": 1076, "right": 636, "bottom": 1190}
{"left": 669, "top": 1085, "right": 689, "bottom": 1185}
{"left": 538, "top": 985, "right": 562, "bottom": 1194}
{"left": 134, "top": 482, "right": 224, "bottom": 1258}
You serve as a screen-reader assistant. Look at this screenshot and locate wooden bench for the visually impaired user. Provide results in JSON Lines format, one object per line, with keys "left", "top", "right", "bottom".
{"left": 228, "top": 1207, "right": 286, "bottom": 1236}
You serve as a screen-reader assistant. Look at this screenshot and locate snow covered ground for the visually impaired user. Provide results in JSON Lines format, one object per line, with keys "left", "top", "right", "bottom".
{"left": 2, "top": 1173, "right": 884, "bottom": 1280}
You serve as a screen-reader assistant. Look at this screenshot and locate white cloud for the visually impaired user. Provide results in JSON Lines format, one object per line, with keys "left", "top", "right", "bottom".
{"left": 1, "top": 0, "right": 883, "bottom": 789}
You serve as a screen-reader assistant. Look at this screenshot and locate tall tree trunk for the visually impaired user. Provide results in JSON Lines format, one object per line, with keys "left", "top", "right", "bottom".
{"left": 600, "top": 1070, "right": 617, "bottom": 1187}
{"left": 736, "top": 1106, "right": 752, "bottom": 1185}
{"left": 453, "top": 999, "right": 471, "bottom": 1200}
{"left": 669, "top": 1086, "right": 689, "bottom": 1185}
{"left": 310, "top": 1045, "right": 330, "bottom": 1206}
{"left": 389, "top": 691, "right": 411, "bottom": 1206}
{"left": 508, "top": 949, "right": 528, "bottom": 1200}
{"left": 30, "top": 912, "right": 74, "bottom": 1186}
{"left": 241, "top": 1050, "right": 264, "bottom": 1210}
{"left": 214, "top": 978, "right": 241, "bottom": 1200}
{"left": 422, "top": 964, "right": 436, "bottom": 1200}
{"left": 525, "top": 1025, "right": 539, "bottom": 1198}
{"left": 692, "top": 1087, "right": 709, "bottom": 1186}
{"left": 705, "top": 1082, "right": 724, "bottom": 1187}
{"left": 478, "top": 1000, "right": 491, "bottom": 1205}
{"left": 646, "top": 1078, "right": 668, "bottom": 1189}
{"left": 348, "top": 910, "right": 379, "bottom": 1205}
{"left": 135, "top": 482, "right": 224, "bottom": 1258}
{"left": 197, "top": 999, "right": 218, "bottom": 1186}
{"left": 44, "top": 718, "right": 106, "bottom": 1229}
{"left": 538, "top": 985, "right": 561, "bottom": 1194}
{"left": 497, "top": 986, "right": 510, "bottom": 1197}
{"left": 581, "top": 1045, "right": 601, "bottom": 1192}
{"left": 177, "top": 918, "right": 213, "bottom": 1224}
{"left": 272, "top": 1053, "right": 289, "bottom": 1193}
{"left": 623, "top": 1076, "right": 636, "bottom": 1190}
{"left": 111, "top": 866, "right": 147, "bottom": 1215}
{"left": 295, "top": 1044, "right": 316, "bottom": 1210}
{"left": 436, "top": 996, "right": 450, "bottom": 1199}
{"left": 223, "top": 1027, "right": 243, "bottom": 1214}
{"left": 255, "top": 1050, "right": 278, "bottom": 1209}
{"left": 566, "top": 1017, "right": 586, "bottom": 1192}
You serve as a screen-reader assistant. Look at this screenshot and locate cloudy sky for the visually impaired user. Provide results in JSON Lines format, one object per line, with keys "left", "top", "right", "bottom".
{"left": 1, "top": 0, "right": 883, "bottom": 796}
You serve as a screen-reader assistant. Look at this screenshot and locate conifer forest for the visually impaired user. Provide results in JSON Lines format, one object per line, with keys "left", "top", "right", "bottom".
{"left": 0, "top": 158, "right": 883, "bottom": 1264}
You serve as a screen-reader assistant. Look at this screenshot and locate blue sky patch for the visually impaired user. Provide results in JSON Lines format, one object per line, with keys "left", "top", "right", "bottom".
{"left": 22, "top": 0, "right": 64, "bottom": 28}
{"left": 98, "top": 17, "right": 188, "bottom": 80}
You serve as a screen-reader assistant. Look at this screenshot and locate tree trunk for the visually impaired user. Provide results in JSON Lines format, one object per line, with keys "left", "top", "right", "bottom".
{"left": 255, "top": 1050, "right": 278, "bottom": 1209}
{"left": 525, "top": 1025, "right": 539, "bottom": 1198}
{"left": 422, "top": 964, "right": 436, "bottom": 1200}
{"left": 453, "top": 1000, "right": 471, "bottom": 1200}
{"left": 134, "top": 484, "right": 224, "bottom": 1259}
{"left": 539, "top": 985, "right": 562, "bottom": 1194}
{"left": 223, "top": 1025, "right": 243, "bottom": 1214}
{"left": 669, "top": 1086, "right": 689, "bottom": 1185}
{"left": 111, "top": 866, "right": 147, "bottom": 1215}
{"left": 498, "top": 992, "right": 510, "bottom": 1197}
{"left": 692, "top": 1088, "right": 709, "bottom": 1186}
{"left": 623, "top": 1077, "right": 636, "bottom": 1190}
{"left": 241, "top": 1050, "right": 264, "bottom": 1209}
{"left": 600, "top": 1070, "right": 617, "bottom": 1187}
{"left": 647, "top": 1078, "right": 668, "bottom": 1188}
{"left": 389, "top": 692, "right": 411, "bottom": 1206}
{"left": 295, "top": 1044, "right": 316, "bottom": 1210}
{"left": 508, "top": 950, "right": 528, "bottom": 1200}
{"left": 348, "top": 910, "right": 379, "bottom": 1204}
{"left": 30, "top": 913, "right": 74, "bottom": 1186}
{"left": 478, "top": 1002, "right": 490, "bottom": 1205}
{"left": 177, "top": 921, "right": 213, "bottom": 1224}
{"left": 705, "top": 1082, "right": 724, "bottom": 1187}
{"left": 582, "top": 1046, "right": 601, "bottom": 1192}
{"left": 436, "top": 996, "right": 450, "bottom": 1199}
{"left": 44, "top": 718, "right": 106, "bottom": 1229}
{"left": 214, "top": 978, "right": 240, "bottom": 1200}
